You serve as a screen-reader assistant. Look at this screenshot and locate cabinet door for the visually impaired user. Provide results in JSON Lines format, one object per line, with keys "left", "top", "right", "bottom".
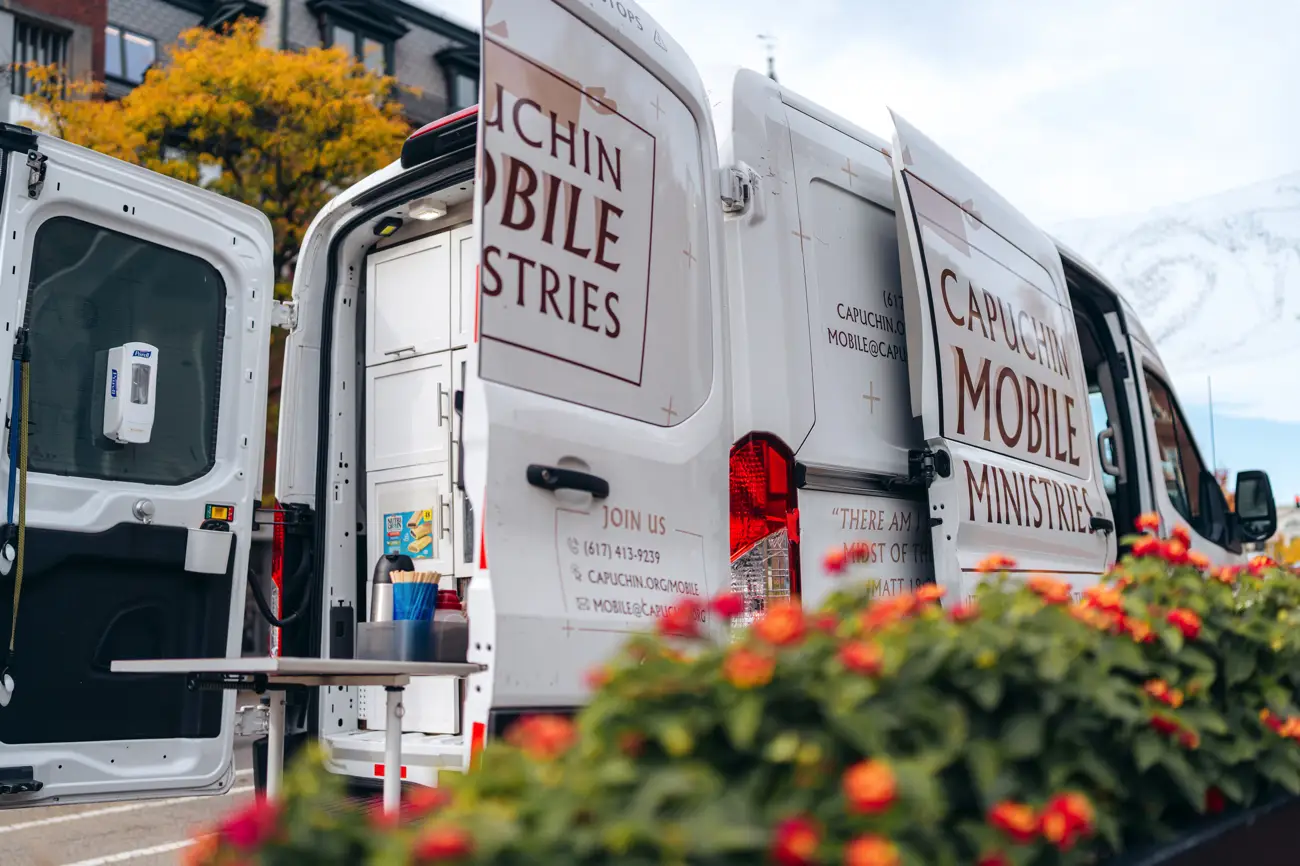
{"left": 365, "top": 353, "right": 452, "bottom": 472}
{"left": 366, "top": 464, "right": 456, "bottom": 582}
{"left": 450, "top": 348, "right": 474, "bottom": 578}
{"left": 449, "top": 224, "right": 476, "bottom": 350}
{"left": 366, "top": 233, "right": 451, "bottom": 365}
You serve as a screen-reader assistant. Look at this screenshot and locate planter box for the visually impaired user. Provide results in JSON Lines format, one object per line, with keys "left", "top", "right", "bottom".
{"left": 1108, "top": 795, "right": 1300, "bottom": 866}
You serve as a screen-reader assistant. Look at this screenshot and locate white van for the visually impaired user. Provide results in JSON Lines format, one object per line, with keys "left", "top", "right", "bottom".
{"left": 0, "top": 0, "right": 1279, "bottom": 807}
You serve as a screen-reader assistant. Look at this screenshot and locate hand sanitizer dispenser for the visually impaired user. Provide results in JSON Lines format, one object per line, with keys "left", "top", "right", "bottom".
{"left": 103, "top": 342, "right": 158, "bottom": 445}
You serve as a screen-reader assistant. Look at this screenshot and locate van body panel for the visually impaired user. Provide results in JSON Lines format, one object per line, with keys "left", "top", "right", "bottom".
{"left": 889, "top": 112, "right": 1116, "bottom": 603}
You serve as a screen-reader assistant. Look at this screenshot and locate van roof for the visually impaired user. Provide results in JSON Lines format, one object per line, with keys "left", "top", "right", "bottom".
{"left": 1052, "top": 235, "right": 1124, "bottom": 303}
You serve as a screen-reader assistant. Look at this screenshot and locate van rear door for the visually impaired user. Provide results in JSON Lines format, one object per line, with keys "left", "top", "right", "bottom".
{"left": 465, "top": 0, "right": 728, "bottom": 710}
{"left": 0, "top": 128, "right": 273, "bottom": 804}
{"left": 889, "top": 114, "right": 1116, "bottom": 603}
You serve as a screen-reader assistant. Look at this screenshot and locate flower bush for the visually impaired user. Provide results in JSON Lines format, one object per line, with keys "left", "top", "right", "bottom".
{"left": 193, "top": 516, "right": 1300, "bottom": 865}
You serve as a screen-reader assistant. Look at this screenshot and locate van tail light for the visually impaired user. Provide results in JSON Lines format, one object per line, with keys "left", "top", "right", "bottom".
{"left": 269, "top": 500, "right": 285, "bottom": 658}
{"left": 729, "top": 435, "right": 799, "bottom": 627}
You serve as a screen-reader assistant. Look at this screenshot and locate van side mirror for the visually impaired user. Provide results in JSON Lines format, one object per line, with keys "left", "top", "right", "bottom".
{"left": 1234, "top": 470, "right": 1277, "bottom": 543}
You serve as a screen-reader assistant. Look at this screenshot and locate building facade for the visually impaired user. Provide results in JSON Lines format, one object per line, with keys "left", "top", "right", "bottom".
{"left": 0, "top": 0, "right": 108, "bottom": 124}
{"left": 105, "top": 0, "right": 478, "bottom": 123}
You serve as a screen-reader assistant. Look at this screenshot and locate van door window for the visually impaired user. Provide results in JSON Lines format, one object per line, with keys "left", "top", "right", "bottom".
{"left": 1142, "top": 370, "right": 1203, "bottom": 526}
{"left": 24, "top": 216, "right": 226, "bottom": 484}
{"left": 1088, "top": 387, "right": 1117, "bottom": 497}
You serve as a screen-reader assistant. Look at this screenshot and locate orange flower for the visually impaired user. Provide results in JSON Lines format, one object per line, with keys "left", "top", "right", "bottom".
{"left": 975, "top": 553, "right": 1017, "bottom": 573}
{"left": 1145, "top": 679, "right": 1184, "bottom": 709}
{"left": 181, "top": 834, "right": 219, "bottom": 866}
{"left": 505, "top": 715, "right": 576, "bottom": 761}
{"left": 842, "top": 759, "right": 897, "bottom": 815}
{"left": 824, "top": 547, "right": 848, "bottom": 575}
{"left": 1212, "top": 565, "right": 1239, "bottom": 585}
{"left": 1171, "top": 524, "right": 1192, "bottom": 547}
{"left": 1166, "top": 608, "right": 1202, "bottom": 640}
{"left": 861, "top": 594, "right": 916, "bottom": 631}
{"left": 1187, "top": 550, "right": 1211, "bottom": 571}
{"left": 810, "top": 612, "right": 840, "bottom": 633}
{"left": 838, "top": 640, "right": 884, "bottom": 676}
{"left": 413, "top": 825, "right": 474, "bottom": 861}
{"left": 949, "top": 601, "right": 980, "bottom": 623}
{"left": 1179, "top": 728, "right": 1201, "bottom": 749}
{"left": 1083, "top": 585, "right": 1123, "bottom": 613}
{"left": 1135, "top": 512, "right": 1161, "bottom": 533}
{"left": 1113, "top": 572, "right": 1134, "bottom": 590}
{"left": 988, "top": 801, "right": 1038, "bottom": 843}
{"left": 1040, "top": 792, "right": 1096, "bottom": 851}
{"left": 723, "top": 647, "right": 776, "bottom": 689}
{"left": 755, "top": 600, "right": 807, "bottom": 646}
{"left": 1161, "top": 539, "right": 1189, "bottom": 566}
{"left": 844, "top": 834, "right": 901, "bottom": 866}
{"left": 656, "top": 598, "right": 704, "bottom": 638}
{"left": 1122, "top": 616, "right": 1155, "bottom": 644}
{"left": 1028, "top": 575, "right": 1072, "bottom": 605}
{"left": 771, "top": 816, "right": 820, "bottom": 866}
{"left": 585, "top": 665, "right": 613, "bottom": 691}
{"left": 1068, "top": 602, "right": 1105, "bottom": 629}
{"left": 916, "top": 583, "right": 946, "bottom": 604}
{"left": 1249, "top": 555, "right": 1276, "bottom": 576}
{"left": 1131, "top": 535, "right": 1162, "bottom": 558}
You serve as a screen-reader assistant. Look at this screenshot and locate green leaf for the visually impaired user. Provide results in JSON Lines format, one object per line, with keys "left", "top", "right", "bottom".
{"left": 724, "top": 694, "right": 763, "bottom": 750}
{"left": 1036, "top": 643, "right": 1071, "bottom": 682}
{"left": 1160, "top": 627, "right": 1185, "bottom": 655}
{"left": 1180, "top": 646, "right": 1217, "bottom": 673}
{"left": 1134, "top": 731, "right": 1163, "bottom": 773}
{"left": 1160, "top": 750, "right": 1206, "bottom": 810}
{"left": 764, "top": 732, "right": 801, "bottom": 763}
{"left": 1001, "top": 713, "right": 1044, "bottom": 759}
{"left": 964, "top": 739, "right": 1002, "bottom": 807}
{"left": 970, "top": 673, "right": 1003, "bottom": 711}
{"left": 1261, "top": 756, "right": 1300, "bottom": 794}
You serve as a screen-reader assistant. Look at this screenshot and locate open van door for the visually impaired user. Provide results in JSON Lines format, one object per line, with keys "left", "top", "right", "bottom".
{"left": 0, "top": 128, "right": 273, "bottom": 804}
{"left": 889, "top": 114, "right": 1115, "bottom": 604}
{"left": 464, "top": 0, "right": 729, "bottom": 716}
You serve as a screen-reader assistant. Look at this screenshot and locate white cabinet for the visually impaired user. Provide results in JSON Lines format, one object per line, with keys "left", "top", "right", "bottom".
{"left": 449, "top": 224, "right": 476, "bottom": 349}
{"left": 365, "top": 233, "right": 452, "bottom": 365}
{"left": 365, "top": 353, "right": 452, "bottom": 472}
{"left": 450, "top": 348, "right": 474, "bottom": 578}
{"left": 366, "top": 464, "right": 455, "bottom": 582}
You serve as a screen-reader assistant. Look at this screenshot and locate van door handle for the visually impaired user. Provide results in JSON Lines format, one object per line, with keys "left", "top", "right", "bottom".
{"left": 526, "top": 465, "right": 609, "bottom": 499}
{"left": 1090, "top": 516, "right": 1114, "bottom": 535}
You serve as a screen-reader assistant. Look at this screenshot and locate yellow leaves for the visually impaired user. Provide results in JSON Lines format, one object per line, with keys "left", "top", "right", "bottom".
{"left": 27, "top": 17, "right": 411, "bottom": 277}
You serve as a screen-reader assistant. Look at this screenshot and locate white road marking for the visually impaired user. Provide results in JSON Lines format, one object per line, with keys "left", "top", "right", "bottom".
{"left": 60, "top": 838, "right": 201, "bottom": 865}
{"left": 0, "top": 779, "right": 254, "bottom": 835}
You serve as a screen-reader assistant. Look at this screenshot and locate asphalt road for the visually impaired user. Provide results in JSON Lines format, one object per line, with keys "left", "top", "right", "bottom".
{"left": 0, "top": 737, "right": 257, "bottom": 866}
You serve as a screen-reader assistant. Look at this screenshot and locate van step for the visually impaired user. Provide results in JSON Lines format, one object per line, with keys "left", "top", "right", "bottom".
{"left": 0, "top": 766, "right": 41, "bottom": 795}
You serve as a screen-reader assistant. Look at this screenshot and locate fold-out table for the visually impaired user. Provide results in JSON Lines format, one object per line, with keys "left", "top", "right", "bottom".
{"left": 111, "top": 656, "right": 486, "bottom": 813}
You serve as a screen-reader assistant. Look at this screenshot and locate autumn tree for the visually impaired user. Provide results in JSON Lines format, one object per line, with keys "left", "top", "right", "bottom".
{"left": 24, "top": 19, "right": 413, "bottom": 498}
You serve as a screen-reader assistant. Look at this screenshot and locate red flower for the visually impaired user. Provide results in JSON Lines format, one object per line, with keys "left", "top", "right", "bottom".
{"left": 708, "top": 591, "right": 746, "bottom": 619}
{"left": 584, "top": 666, "right": 613, "bottom": 691}
{"left": 755, "top": 601, "right": 807, "bottom": 646}
{"left": 1171, "top": 524, "right": 1192, "bottom": 548}
{"left": 1179, "top": 728, "right": 1201, "bottom": 749}
{"left": 617, "top": 731, "right": 646, "bottom": 756}
{"left": 770, "top": 816, "right": 820, "bottom": 866}
{"left": 948, "top": 600, "right": 979, "bottom": 623}
{"left": 1212, "top": 565, "right": 1239, "bottom": 585}
{"left": 1161, "top": 539, "right": 1190, "bottom": 566}
{"left": 1083, "top": 585, "right": 1123, "bottom": 613}
{"left": 1167, "top": 608, "right": 1202, "bottom": 640}
{"left": 860, "top": 594, "right": 916, "bottom": 630}
{"left": 988, "top": 801, "right": 1038, "bottom": 843}
{"left": 505, "top": 715, "right": 576, "bottom": 761}
{"left": 1145, "top": 679, "right": 1184, "bottom": 708}
{"left": 1131, "top": 535, "right": 1162, "bottom": 558}
{"left": 656, "top": 598, "right": 704, "bottom": 638}
{"left": 1150, "top": 713, "right": 1180, "bottom": 736}
{"left": 975, "top": 553, "right": 1017, "bottom": 573}
{"left": 1249, "top": 555, "right": 1276, "bottom": 576}
{"left": 838, "top": 640, "right": 884, "bottom": 676}
{"left": 1135, "top": 512, "right": 1161, "bottom": 533}
{"left": 1187, "top": 549, "right": 1211, "bottom": 571}
{"left": 723, "top": 647, "right": 776, "bottom": 689}
{"left": 847, "top": 541, "right": 873, "bottom": 562}
{"left": 976, "top": 852, "right": 1011, "bottom": 866}
{"left": 1028, "top": 575, "right": 1072, "bottom": 605}
{"left": 842, "top": 759, "right": 897, "bottom": 814}
{"left": 217, "top": 798, "right": 280, "bottom": 850}
{"left": 1040, "top": 792, "right": 1096, "bottom": 851}
{"left": 1206, "top": 786, "right": 1226, "bottom": 814}
{"left": 844, "top": 834, "right": 901, "bottom": 866}
{"left": 810, "top": 612, "right": 840, "bottom": 633}
{"left": 413, "top": 826, "right": 474, "bottom": 861}
{"left": 1122, "top": 616, "right": 1155, "bottom": 644}
{"left": 824, "top": 547, "right": 848, "bottom": 575}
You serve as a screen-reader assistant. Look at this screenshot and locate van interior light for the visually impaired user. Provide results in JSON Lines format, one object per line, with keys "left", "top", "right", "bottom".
{"left": 409, "top": 196, "right": 446, "bottom": 221}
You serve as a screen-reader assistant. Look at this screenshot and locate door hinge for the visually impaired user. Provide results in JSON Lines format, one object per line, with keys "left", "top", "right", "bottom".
{"left": 25, "top": 151, "right": 46, "bottom": 199}
{"left": 719, "top": 164, "right": 756, "bottom": 215}
{"left": 234, "top": 703, "right": 269, "bottom": 738}
{"left": 908, "top": 448, "right": 952, "bottom": 488}
{"left": 271, "top": 300, "right": 297, "bottom": 332}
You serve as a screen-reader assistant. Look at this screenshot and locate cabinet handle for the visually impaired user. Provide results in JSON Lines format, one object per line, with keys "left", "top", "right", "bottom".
{"left": 384, "top": 345, "right": 416, "bottom": 357}
{"left": 438, "top": 385, "right": 451, "bottom": 425}
{"left": 441, "top": 495, "right": 453, "bottom": 539}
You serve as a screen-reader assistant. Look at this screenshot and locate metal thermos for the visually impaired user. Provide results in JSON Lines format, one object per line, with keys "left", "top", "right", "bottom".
{"left": 370, "top": 553, "right": 413, "bottom": 623}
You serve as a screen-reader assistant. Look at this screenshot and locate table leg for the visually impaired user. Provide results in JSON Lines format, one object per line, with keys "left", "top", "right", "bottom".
{"left": 383, "top": 686, "right": 404, "bottom": 814}
{"left": 266, "top": 692, "right": 286, "bottom": 800}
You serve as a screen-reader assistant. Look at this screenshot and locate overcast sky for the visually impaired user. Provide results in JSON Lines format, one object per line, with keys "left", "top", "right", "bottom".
{"left": 412, "top": 0, "right": 1299, "bottom": 225}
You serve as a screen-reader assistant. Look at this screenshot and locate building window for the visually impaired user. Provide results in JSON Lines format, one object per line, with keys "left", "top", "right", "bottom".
{"left": 12, "top": 19, "right": 70, "bottom": 98}
{"left": 1143, "top": 370, "right": 1206, "bottom": 526}
{"left": 330, "top": 24, "right": 391, "bottom": 76}
{"left": 449, "top": 70, "right": 477, "bottom": 112}
{"left": 105, "top": 25, "right": 158, "bottom": 86}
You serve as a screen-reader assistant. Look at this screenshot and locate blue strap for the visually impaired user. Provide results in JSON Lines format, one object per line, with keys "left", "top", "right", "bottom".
{"left": 6, "top": 356, "right": 19, "bottom": 527}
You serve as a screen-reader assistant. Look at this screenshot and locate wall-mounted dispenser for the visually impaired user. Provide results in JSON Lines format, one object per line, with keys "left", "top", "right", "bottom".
{"left": 102, "top": 342, "right": 158, "bottom": 445}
